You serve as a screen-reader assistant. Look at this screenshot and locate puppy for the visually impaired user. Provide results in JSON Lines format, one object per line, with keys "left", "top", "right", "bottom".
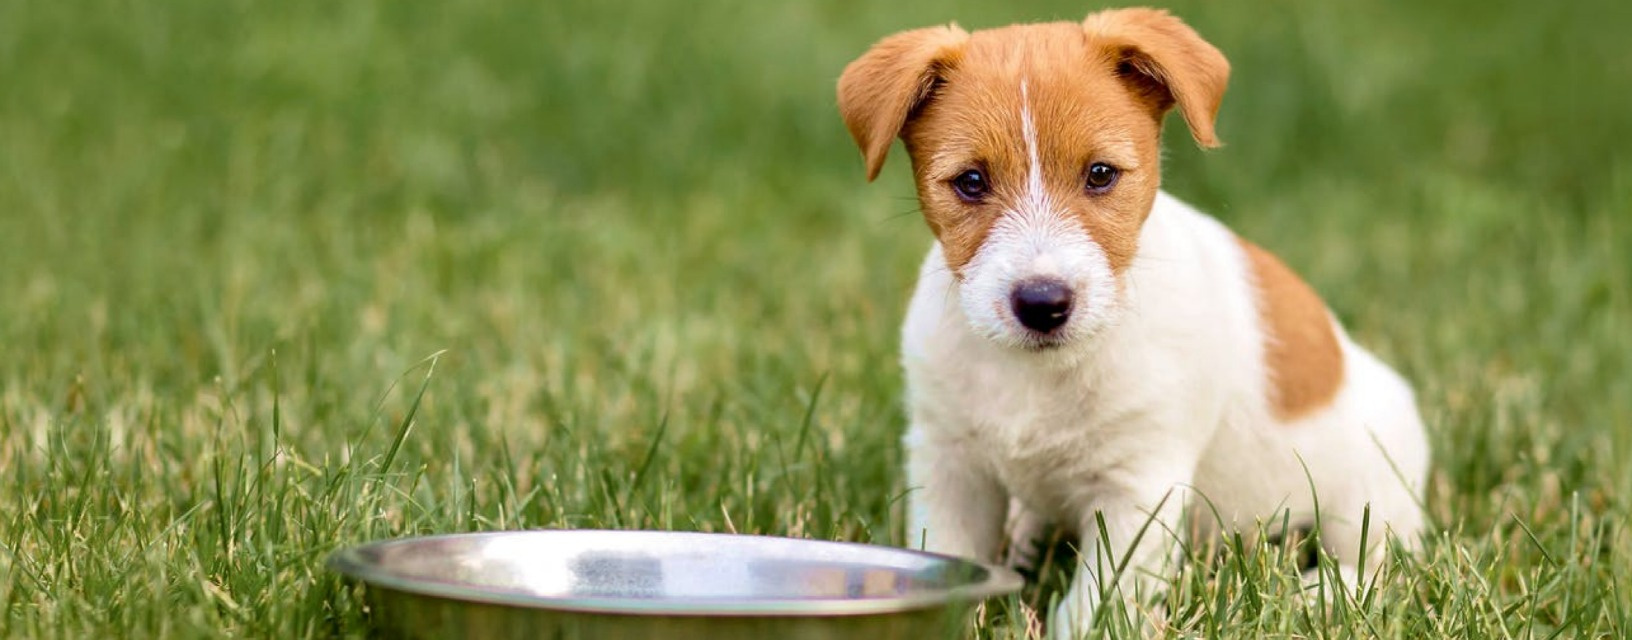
{"left": 837, "top": 8, "right": 1429, "bottom": 637}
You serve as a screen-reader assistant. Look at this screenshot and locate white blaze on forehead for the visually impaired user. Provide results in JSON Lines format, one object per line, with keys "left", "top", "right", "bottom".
{"left": 1014, "top": 81, "right": 1070, "bottom": 279}
{"left": 1020, "top": 80, "right": 1045, "bottom": 213}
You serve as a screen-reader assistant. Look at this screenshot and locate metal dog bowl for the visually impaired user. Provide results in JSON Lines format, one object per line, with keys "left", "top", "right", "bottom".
{"left": 328, "top": 529, "right": 1023, "bottom": 639}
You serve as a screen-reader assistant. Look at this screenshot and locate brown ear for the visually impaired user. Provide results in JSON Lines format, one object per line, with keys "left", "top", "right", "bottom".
{"left": 1083, "top": 8, "right": 1230, "bottom": 148}
{"left": 837, "top": 25, "right": 969, "bottom": 181}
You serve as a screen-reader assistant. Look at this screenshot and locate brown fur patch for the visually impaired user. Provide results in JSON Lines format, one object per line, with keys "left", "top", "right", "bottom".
{"left": 1237, "top": 237, "right": 1345, "bottom": 420}
{"left": 836, "top": 9, "right": 1230, "bottom": 278}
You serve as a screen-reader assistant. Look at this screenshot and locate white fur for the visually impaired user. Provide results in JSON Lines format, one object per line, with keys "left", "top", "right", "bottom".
{"left": 901, "top": 192, "right": 1429, "bottom": 638}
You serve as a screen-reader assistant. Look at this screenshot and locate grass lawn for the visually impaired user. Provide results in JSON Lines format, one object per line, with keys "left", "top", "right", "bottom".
{"left": 1, "top": 0, "right": 1628, "bottom": 636}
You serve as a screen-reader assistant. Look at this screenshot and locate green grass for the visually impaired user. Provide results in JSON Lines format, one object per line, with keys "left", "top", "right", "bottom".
{"left": 1, "top": 0, "right": 1629, "bottom": 637}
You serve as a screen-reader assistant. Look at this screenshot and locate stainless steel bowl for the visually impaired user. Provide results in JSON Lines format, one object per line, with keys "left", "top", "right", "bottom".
{"left": 328, "top": 529, "right": 1022, "bottom": 639}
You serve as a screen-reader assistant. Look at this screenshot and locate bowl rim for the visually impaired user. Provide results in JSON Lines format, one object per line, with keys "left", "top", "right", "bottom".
{"left": 326, "top": 529, "right": 1024, "bottom": 617}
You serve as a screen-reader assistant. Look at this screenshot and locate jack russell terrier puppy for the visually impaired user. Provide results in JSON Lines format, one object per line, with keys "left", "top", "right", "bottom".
{"left": 837, "top": 7, "right": 1429, "bottom": 637}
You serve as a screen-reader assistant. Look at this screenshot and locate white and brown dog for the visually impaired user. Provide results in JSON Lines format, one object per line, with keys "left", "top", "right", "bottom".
{"left": 838, "top": 7, "right": 1429, "bottom": 637}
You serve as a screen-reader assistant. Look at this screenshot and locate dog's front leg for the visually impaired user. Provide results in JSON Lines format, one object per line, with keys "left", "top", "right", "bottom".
{"left": 1051, "top": 468, "right": 1192, "bottom": 639}
{"left": 902, "top": 426, "right": 1006, "bottom": 562}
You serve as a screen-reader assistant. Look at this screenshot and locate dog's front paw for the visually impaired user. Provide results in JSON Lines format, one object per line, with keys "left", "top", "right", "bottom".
{"left": 1050, "top": 595, "right": 1089, "bottom": 640}
{"left": 1004, "top": 500, "right": 1051, "bottom": 573}
{"left": 1049, "top": 574, "right": 1102, "bottom": 640}
{"left": 1050, "top": 571, "right": 1170, "bottom": 639}
{"left": 1300, "top": 563, "right": 1363, "bottom": 602}
{"left": 1005, "top": 533, "right": 1043, "bottom": 573}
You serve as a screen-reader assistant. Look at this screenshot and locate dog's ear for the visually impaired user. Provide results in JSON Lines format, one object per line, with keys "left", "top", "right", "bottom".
{"left": 1083, "top": 8, "right": 1230, "bottom": 148}
{"left": 837, "top": 25, "right": 969, "bottom": 181}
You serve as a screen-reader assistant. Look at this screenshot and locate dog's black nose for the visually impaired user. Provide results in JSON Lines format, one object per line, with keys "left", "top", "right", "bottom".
{"left": 1011, "top": 280, "right": 1073, "bottom": 333}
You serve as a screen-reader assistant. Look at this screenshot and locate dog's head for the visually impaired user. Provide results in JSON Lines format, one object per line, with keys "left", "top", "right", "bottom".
{"left": 839, "top": 8, "right": 1228, "bottom": 351}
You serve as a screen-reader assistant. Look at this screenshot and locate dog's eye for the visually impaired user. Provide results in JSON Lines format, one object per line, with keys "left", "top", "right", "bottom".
{"left": 950, "top": 170, "right": 989, "bottom": 202}
{"left": 1084, "top": 163, "right": 1120, "bottom": 193}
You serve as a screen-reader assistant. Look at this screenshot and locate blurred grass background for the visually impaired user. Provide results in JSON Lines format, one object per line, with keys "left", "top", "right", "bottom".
{"left": 0, "top": 0, "right": 1628, "bottom": 636}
